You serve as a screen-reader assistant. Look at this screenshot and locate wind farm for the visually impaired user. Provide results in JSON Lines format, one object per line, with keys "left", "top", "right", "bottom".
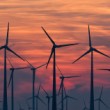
{"left": 1, "top": 23, "right": 110, "bottom": 110}
{"left": 0, "top": 21, "right": 109, "bottom": 110}
{"left": 0, "top": 0, "right": 110, "bottom": 110}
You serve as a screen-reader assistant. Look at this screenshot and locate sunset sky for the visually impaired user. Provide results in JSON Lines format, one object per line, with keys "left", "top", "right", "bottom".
{"left": 0, "top": 0, "right": 110, "bottom": 110}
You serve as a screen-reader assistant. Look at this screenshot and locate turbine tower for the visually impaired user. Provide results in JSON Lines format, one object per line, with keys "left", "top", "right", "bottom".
{"left": 25, "top": 60, "right": 46, "bottom": 110}
{"left": 42, "top": 26, "right": 78, "bottom": 110}
{"left": 72, "top": 25, "right": 110, "bottom": 110}
{"left": 7, "top": 58, "right": 29, "bottom": 110}
{"left": 0, "top": 23, "right": 25, "bottom": 110}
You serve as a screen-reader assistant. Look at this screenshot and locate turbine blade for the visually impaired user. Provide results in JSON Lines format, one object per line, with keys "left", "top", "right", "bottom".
{"left": 57, "top": 43, "right": 79, "bottom": 48}
{"left": 99, "top": 86, "right": 103, "bottom": 98}
{"left": 72, "top": 49, "right": 91, "bottom": 63}
{"left": 7, "top": 47, "right": 25, "bottom": 61}
{"left": 14, "top": 67, "right": 30, "bottom": 70}
{"left": 88, "top": 25, "right": 92, "bottom": 47}
{"left": 67, "top": 96, "right": 77, "bottom": 100}
{"left": 46, "top": 47, "right": 54, "bottom": 68}
{"left": 41, "top": 86, "right": 48, "bottom": 96}
{"left": 7, "top": 57, "right": 13, "bottom": 68}
{"left": 6, "top": 22, "right": 9, "bottom": 46}
{"left": 7, "top": 70, "right": 14, "bottom": 87}
{"left": 24, "top": 59, "right": 33, "bottom": 68}
{"left": 64, "top": 76, "right": 80, "bottom": 78}
{"left": 37, "top": 85, "right": 41, "bottom": 95}
{"left": 37, "top": 96, "right": 46, "bottom": 105}
{"left": 98, "top": 69, "right": 110, "bottom": 71}
{"left": 0, "top": 46, "right": 4, "bottom": 50}
{"left": 58, "top": 97, "right": 66, "bottom": 105}
{"left": 94, "top": 48, "right": 110, "bottom": 58}
{"left": 35, "top": 63, "right": 47, "bottom": 69}
{"left": 41, "top": 27, "right": 55, "bottom": 45}
{"left": 101, "top": 100, "right": 110, "bottom": 109}
{"left": 63, "top": 86, "right": 67, "bottom": 95}
{"left": 58, "top": 80, "right": 63, "bottom": 95}
{"left": 56, "top": 65, "right": 63, "bottom": 76}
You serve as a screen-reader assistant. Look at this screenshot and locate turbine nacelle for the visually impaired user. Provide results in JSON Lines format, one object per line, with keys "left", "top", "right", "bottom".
{"left": 60, "top": 75, "right": 80, "bottom": 79}
{"left": 31, "top": 68, "right": 36, "bottom": 71}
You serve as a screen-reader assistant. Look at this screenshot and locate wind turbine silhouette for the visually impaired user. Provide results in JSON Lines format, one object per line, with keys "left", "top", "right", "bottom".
{"left": 57, "top": 66, "right": 79, "bottom": 110}
{"left": 34, "top": 85, "right": 46, "bottom": 110}
{"left": 41, "top": 26, "right": 79, "bottom": 110}
{"left": 41, "top": 86, "right": 52, "bottom": 110}
{"left": 28, "top": 85, "right": 46, "bottom": 110}
{"left": 72, "top": 25, "right": 110, "bottom": 110}
{"left": 0, "top": 23, "right": 25, "bottom": 110}
{"left": 25, "top": 59, "right": 46, "bottom": 110}
{"left": 82, "top": 99, "right": 89, "bottom": 110}
{"left": 95, "top": 86, "right": 110, "bottom": 110}
{"left": 7, "top": 58, "right": 29, "bottom": 110}
{"left": 26, "top": 100, "right": 32, "bottom": 110}
{"left": 58, "top": 86, "right": 77, "bottom": 110}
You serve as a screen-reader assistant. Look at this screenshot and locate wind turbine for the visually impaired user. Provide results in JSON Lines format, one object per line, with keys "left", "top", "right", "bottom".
{"left": 41, "top": 26, "right": 79, "bottom": 110}
{"left": 28, "top": 85, "right": 46, "bottom": 110}
{"left": 0, "top": 23, "right": 25, "bottom": 110}
{"left": 72, "top": 25, "right": 110, "bottom": 110}
{"left": 41, "top": 86, "right": 52, "bottom": 110}
{"left": 7, "top": 58, "right": 29, "bottom": 110}
{"left": 35, "top": 85, "right": 46, "bottom": 110}
{"left": 25, "top": 59, "right": 46, "bottom": 110}
{"left": 82, "top": 99, "right": 89, "bottom": 110}
{"left": 58, "top": 86, "right": 77, "bottom": 110}
{"left": 95, "top": 86, "right": 110, "bottom": 110}
{"left": 57, "top": 66, "right": 79, "bottom": 110}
